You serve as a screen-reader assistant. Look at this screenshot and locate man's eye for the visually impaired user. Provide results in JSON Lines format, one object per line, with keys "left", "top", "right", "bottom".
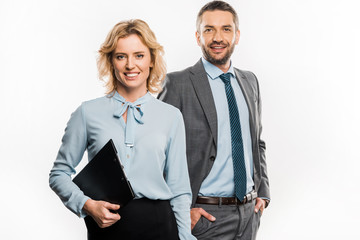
{"left": 204, "top": 29, "right": 212, "bottom": 33}
{"left": 224, "top": 28, "right": 231, "bottom": 32}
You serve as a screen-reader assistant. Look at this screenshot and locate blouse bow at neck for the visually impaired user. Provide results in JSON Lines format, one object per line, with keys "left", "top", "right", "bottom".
{"left": 112, "top": 91, "right": 152, "bottom": 147}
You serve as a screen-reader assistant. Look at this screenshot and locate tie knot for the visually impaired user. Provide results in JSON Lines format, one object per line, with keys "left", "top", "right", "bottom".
{"left": 219, "top": 73, "right": 232, "bottom": 84}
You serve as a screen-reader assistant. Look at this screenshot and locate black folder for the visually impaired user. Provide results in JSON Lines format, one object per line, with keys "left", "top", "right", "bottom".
{"left": 73, "top": 139, "right": 135, "bottom": 208}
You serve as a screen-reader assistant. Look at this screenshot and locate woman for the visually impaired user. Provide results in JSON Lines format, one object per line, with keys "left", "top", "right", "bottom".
{"left": 49, "top": 19, "right": 195, "bottom": 240}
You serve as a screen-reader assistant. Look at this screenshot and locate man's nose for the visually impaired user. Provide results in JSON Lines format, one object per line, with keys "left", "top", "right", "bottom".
{"left": 212, "top": 30, "right": 223, "bottom": 42}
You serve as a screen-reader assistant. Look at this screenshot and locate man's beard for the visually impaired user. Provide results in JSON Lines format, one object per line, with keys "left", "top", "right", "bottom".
{"left": 201, "top": 41, "right": 235, "bottom": 66}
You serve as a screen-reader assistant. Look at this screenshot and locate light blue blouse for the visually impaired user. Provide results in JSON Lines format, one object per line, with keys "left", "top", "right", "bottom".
{"left": 49, "top": 91, "right": 195, "bottom": 240}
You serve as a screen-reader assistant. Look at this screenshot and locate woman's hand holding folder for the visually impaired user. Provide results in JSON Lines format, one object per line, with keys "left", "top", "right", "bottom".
{"left": 83, "top": 199, "right": 121, "bottom": 228}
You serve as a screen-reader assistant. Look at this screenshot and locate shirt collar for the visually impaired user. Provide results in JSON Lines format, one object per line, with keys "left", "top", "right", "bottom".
{"left": 201, "top": 57, "right": 235, "bottom": 80}
{"left": 111, "top": 90, "right": 152, "bottom": 105}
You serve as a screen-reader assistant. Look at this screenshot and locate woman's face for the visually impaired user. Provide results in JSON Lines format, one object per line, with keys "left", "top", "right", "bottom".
{"left": 113, "top": 34, "right": 153, "bottom": 99}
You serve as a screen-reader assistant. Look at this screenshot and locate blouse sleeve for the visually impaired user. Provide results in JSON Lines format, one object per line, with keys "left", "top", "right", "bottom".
{"left": 164, "top": 110, "right": 196, "bottom": 240}
{"left": 49, "top": 104, "right": 89, "bottom": 218}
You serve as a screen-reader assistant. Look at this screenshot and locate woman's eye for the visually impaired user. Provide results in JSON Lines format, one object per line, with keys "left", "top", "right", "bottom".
{"left": 136, "top": 54, "right": 144, "bottom": 59}
{"left": 116, "top": 55, "right": 125, "bottom": 60}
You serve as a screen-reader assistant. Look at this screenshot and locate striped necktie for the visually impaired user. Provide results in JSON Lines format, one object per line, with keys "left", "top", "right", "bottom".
{"left": 219, "top": 73, "right": 247, "bottom": 200}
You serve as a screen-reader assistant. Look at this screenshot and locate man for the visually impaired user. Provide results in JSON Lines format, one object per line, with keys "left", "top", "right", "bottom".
{"left": 158, "top": 1, "right": 270, "bottom": 239}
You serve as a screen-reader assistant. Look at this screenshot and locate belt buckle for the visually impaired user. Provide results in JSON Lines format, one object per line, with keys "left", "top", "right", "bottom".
{"left": 243, "top": 193, "right": 252, "bottom": 204}
{"left": 246, "top": 193, "right": 251, "bottom": 203}
{"left": 251, "top": 191, "right": 256, "bottom": 200}
{"left": 243, "top": 195, "right": 248, "bottom": 204}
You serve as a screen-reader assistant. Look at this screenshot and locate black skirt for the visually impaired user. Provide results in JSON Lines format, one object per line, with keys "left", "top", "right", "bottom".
{"left": 85, "top": 198, "right": 180, "bottom": 240}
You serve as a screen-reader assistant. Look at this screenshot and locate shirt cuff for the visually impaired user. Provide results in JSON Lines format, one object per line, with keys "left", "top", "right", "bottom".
{"left": 259, "top": 197, "right": 270, "bottom": 208}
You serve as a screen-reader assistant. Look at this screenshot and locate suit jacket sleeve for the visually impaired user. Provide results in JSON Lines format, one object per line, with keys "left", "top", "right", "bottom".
{"left": 252, "top": 72, "right": 270, "bottom": 202}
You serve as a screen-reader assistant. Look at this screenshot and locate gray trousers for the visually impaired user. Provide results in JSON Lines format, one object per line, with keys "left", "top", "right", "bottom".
{"left": 192, "top": 199, "right": 261, "bottom": 240}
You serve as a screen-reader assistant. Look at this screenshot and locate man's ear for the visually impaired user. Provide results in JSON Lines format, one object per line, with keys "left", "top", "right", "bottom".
{"left": 196, "top": 31, "right": 201, "bottom": 46}
{"left": 235, "top": 29, "right": 240, "bottom": 45}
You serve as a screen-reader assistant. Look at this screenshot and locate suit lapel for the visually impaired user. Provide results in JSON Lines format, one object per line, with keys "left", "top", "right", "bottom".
{"left": 189, "top": 60, "right": 218, "bottom": 147}
{"left": 234, "top": 69, "right": 256, "bottom": 152}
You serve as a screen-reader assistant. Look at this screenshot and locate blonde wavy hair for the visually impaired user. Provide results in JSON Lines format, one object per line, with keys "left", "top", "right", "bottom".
{"left": 97, "top": 19, "right": 166, "bottom": 94}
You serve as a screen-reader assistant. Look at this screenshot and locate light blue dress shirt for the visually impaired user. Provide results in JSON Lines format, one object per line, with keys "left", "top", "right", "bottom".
{"left": 199, "top": 58, "right": 255, "bottom": 197}
{"left": 49, "top": 91, "right": 195, "bottom": 240}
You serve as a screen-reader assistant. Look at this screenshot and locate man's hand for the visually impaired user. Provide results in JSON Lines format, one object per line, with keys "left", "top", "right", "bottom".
{"left": 190, "top": 208, "right": 216, "bottom": 230}
{"left": 83, "top": 199, "right": 121, "bottom": 228}
{"left": 254, "top": 197, "right": 266, "bottom": 215}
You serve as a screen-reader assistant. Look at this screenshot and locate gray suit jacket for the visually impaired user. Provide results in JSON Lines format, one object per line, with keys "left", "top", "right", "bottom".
{"left": 158, "top": 59, "right": 270, "bottom": 206}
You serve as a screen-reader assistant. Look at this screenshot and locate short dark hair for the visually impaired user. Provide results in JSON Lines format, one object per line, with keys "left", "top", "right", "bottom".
{"left": 196, "top": 1, "right": 239, "bottom": 32}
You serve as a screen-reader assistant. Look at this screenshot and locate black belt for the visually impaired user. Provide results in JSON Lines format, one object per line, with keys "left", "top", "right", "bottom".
{"left": 196, "top": 191, "right": 257, "bottom": 206}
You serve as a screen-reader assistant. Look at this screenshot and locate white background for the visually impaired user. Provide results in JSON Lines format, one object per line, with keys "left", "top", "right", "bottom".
{"left": 1, "top": 0, "right": 359, "bottom": 239}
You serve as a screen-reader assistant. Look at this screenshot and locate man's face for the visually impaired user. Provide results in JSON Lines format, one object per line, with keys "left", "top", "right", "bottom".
{"left": 196, "top": 10, "right": 240, "bottom": 67}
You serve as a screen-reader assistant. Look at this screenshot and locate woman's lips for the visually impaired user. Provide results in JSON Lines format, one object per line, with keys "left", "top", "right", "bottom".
{"left": 124, "top": 72, "right": 140, "bottom": 79}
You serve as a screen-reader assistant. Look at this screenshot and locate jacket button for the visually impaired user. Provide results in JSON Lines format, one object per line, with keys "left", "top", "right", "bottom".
{"left": 210, "top": 156, "right": 215, "bottom": 161}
